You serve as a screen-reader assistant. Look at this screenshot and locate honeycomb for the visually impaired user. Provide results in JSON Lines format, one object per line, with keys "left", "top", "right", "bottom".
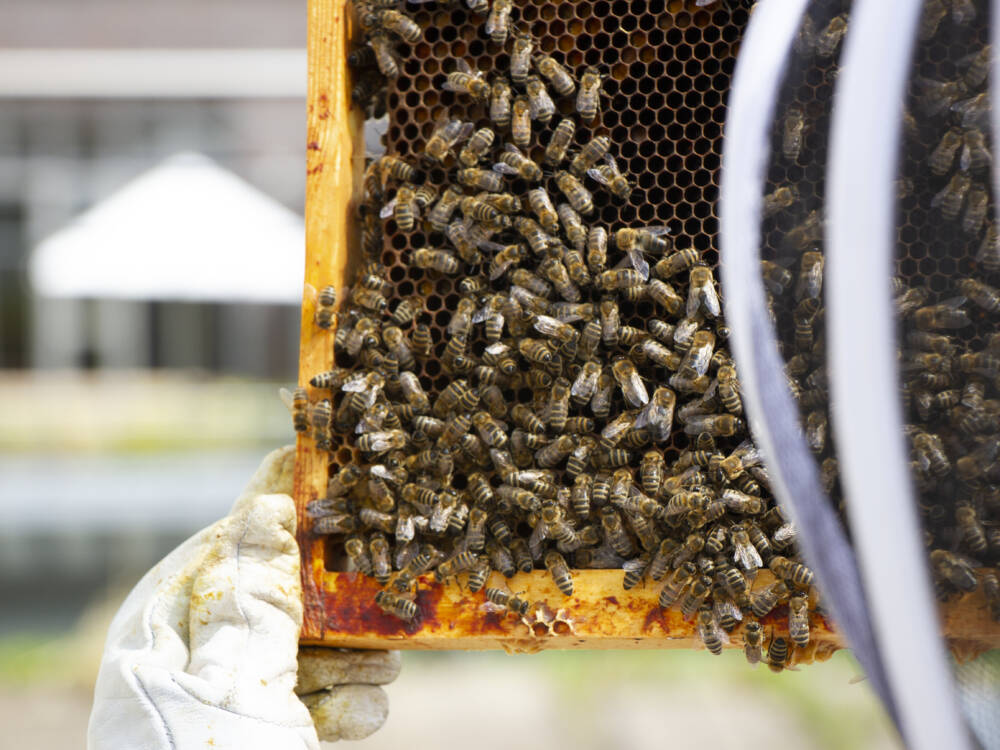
{"left": 327, "top": 0, "right": 751, "bottom": 487}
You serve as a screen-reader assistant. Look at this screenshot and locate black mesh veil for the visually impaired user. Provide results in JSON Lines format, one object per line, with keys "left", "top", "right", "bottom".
{"left": 722, "top": 0, "right": 1000, "bottom": 748}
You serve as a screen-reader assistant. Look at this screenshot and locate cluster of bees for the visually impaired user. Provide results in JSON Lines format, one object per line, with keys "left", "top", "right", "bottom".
{"left": 761, "top": 0, "right": 1000, "bottom": 626}
{"left": 288, "top": 0, "right": 837, "bottom": 669}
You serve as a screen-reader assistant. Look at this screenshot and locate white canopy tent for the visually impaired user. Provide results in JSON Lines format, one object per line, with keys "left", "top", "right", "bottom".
{"left": 29, "top": 151, "right": 305, "bottom": 304}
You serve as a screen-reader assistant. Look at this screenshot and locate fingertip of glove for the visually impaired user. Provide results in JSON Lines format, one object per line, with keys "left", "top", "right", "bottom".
{"left": 302, "top": 685, "right": 389, "bottom": 742}
{"left": 296, "top": 649, "right": 402, "bottom": 695}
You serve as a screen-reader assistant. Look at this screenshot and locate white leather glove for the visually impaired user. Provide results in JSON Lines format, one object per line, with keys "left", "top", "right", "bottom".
{"left": 88, "top": 445, "right": 400, "bottom": 749}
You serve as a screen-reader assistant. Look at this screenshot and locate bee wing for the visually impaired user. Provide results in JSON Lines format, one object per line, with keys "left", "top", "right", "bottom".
{"left": 479, "top": 240, "right": 509, "bottom": 253}
{"left": 587, "top": 166, "right": 612, "bottom": 186}
{"left": 456, "top": 121, "right": 475, "bottom": 142}
{"left": 493, "top": 162, "right": 521, "bottom": 176}
{"left": 644, "top": 225, "right": 672, "bottom": 236}
{"left": 622, "top": 557, "right": 649, "bottom": 573}
{"left": 627, "top": 248, "right": 650, "bottom": 280}
{"left": 701, "top": 283, "right": 722, "bottom": 317}
{"left": 734, "top": 543, "right": 763, "bottom": 572}
{"left": 960, "top": 142, "right": 972, "bottom": 172}
{"left": 379, "top": 198, "right": 397, "bottom": 218}
{"left": 528, "top": 92, "right": 553, "bottom": 119}
{"left": 278, "top": 387, "right": 296, "bottom": 412}
{"left": 603, "top": 152, "right": 622, "bottom": 174}
{"left": 342, "top": 372, "right": 371, "bottom": 392}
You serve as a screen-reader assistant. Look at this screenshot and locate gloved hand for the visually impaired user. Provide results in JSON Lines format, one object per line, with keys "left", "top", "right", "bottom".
{"left": 88, "top": 445, "right": 400, "bottom": 749}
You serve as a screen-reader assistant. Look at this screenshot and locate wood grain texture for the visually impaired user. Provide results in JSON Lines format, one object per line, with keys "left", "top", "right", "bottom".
{"left": 297, "top": 0, "right": 364, "bottom": 642}
{"left": 296, "top": 0, "right": 1000, "bottom": 654}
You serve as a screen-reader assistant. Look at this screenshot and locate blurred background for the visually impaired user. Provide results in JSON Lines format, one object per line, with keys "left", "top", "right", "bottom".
{"left": 0, "top": 1, "right": 897, "bottom": 747}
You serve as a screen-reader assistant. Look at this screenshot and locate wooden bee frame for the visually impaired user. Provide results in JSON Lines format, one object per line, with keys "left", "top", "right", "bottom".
{"left": 296, "top": 0, "right": 1000, "bottom": 655}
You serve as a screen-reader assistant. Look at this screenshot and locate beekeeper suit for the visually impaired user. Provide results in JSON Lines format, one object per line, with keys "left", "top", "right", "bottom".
{"left": 87, "top": 446, "right": 399, "bottom": 749}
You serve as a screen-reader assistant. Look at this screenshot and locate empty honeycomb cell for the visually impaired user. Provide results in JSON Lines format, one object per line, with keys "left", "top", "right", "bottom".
{"left": 540, "top": 4, "right": 557, "bottom": 21}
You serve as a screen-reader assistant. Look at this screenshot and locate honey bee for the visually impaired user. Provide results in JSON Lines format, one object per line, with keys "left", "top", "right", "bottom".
{"left": 743, "top": 618, "right": 763, "bottom": 665}
{"left": 955, "top": 503, "right": 987, "bottom": 554}
{"left": 954, "top": 91, "right": 990, "bottom": 129}
{"left": 545, "top": 117, "right": 576, "bottom": 166}
{"left": 961, "top": 127, "right": 992, "bottom": 172}
{"left": 544, "top": 550, "right": 574, "bottom": 595}
{"left": 510, "top": 537, "right": 533, "bottom": 573}
{"left": 326, "top": 465, "right": 362, "bottom": 499}
{"left": 749, "top": 580, "right": 789, "bottom": 618}
{"left": 589, "top": 154, "right": 633, "bottom": 201}
{"left": 591, "top": 370, "right": 616, "bottom": 419}
{"left": 600, "top": 506, "right": 636, "bottom": 557}
{"left": 577, "top": 66, "right": 603, "bottom": 121}
{"left": 494, "top": 143, "right": 543, "bottom": 181}
{"left": 557, "top": 203, "right": 588, "bottom": 251}
{"left": 344, "top": 536, "right": 374, "bottom": 577}
{"left": 444, "top": 59, "right": 490, "bottom": 100}
{"left": 525, "top": 74, "right": 556, "bottom": 123}
{"left": 484, "top": 586, "right": 530, "bottom": 617}
{"left": 782, "top": 104, "right": 805, "bottom": 162}
{"left": 570, "top": 134, "right": 611, "bottom": 178}
{"left": 930, "top": 127, "right": 963, "bottom": 175}
{"left": 697, "top": 607, "right": 724, "bottom": 655}
{"left": 916, "top": 76, "right": 969, "bottom": 117}
{"left": 962, "top": 184, "right": 989, "bottom": 235}
{"left": 471, "top": 410, "right": 507, "bottom": 448}
{"left": 535, "top": 434, "right": 575, "bottom": 468}
{"left": 762, "top": 185, "right": 797, "bottom": 217}
{"left": 657, "top": 561, "right": 696, "bottom": 608}
{"left": 679, "top": 574, "right": 713, "bottom": 620}
{"left": 312, "top": 284, "right": 338, "bottom": 329}
{"left": 280, "top": 387, "right": 310, "bottom": 432}
{"left": 374, "top": 589, "right": 418, "bottom": 621}
{"left": 914, "top": 298, "right": 971, "bottom": 330}
{"left": 815, "top": 13, "right": 847, "bottom": 58}
{"left": 486, "top": 539, "right": 517, "bottom": 578}
{"left": 540, "top": 256, "right": 581, "bottom": 302}
{"left": 931, "top": 549, "right": 978, "bottom": 593}
{"left": 435, "top": 549, "right": 479, "bottom": 583}
{"left": 654, "top": 247, "right": 699, "bottom": 279}
{"left": 788, "top": 594, "right": 810, "bottom": 647}
{"left": 490, "top": 77, "right": 512, "bottom": 127}
{"left": 767, "top": 635, "right": 789, "bottom": 673}
{"left": 457, "top": 168, "right": 504, "bottom": 194}
{"left": 464, "top": 556, "right": 490, "bottom": 593}
{"left": 366, "top": 532, "right": 391, "bottom": 584}
{"left": 510, "top": 30, "right": 532, "bottom": 84}
{"left": 716, "top": 365, "right": 743, "bottom": 415}
{"left": 569, "top": 473, "right": 593, "bottom": 518}
{"left": 556, "top": 426, "right": 592, "bottom": 467}
{"left": 783, "top": 210, "right": 823, "bottom": 255}
{"left": 485, "top": 0, "right": 512, "bottom": 44}
{"left": 620, "top": 553, "right": 650, "bottom": 590}
{"left": 769, "top": 555, "right": 814, "bottom": 588}
{"left": 533, "top": 54, "right": 574, "bottom": 97}
{"left": 555, "top": 170, "right": 594, "bottom": 215}
{"left": 378, "top": 154, "right": 418, "bottom": 184}
{"left": 368, "top": 30, "right": 399, "bottom": 79}
{"left": 457, "top": 126, "right": 495, "bottom": 168}
{"left": 610, "top": 357, "right": 648, "bottom": 408}
{"left": 686, "top": 268, "right": 721, "bottom": 320}
{"left": 413, "top": 247, "right": 461, "bottom": 275}
{"left": 544, "top": 377, "right": 572, "bottom": 432}
{"left": 932, "top": 173, "right": 972, "bottom": 221}
{"left": 309, "top": 397, "right": 333, "bottom": 450}
{"left": 511, "top": 96, "right": 532, "bottom": 149}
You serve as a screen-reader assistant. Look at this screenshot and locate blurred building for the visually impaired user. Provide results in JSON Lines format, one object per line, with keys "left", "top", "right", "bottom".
{"left": 0, "top": 0, "right": 306, "bottom": 376}
{"left": 0, "top": 1, "right": 309, "bottom": 634}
